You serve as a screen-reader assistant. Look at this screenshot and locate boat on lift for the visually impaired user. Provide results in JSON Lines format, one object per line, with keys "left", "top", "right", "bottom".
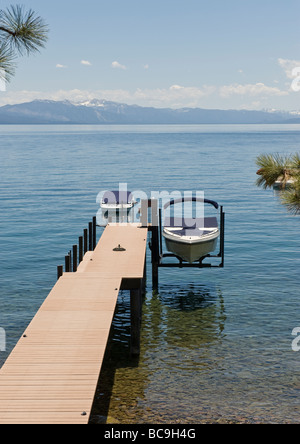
{"left": 162, "top": 197, "right": 220, "bottom": 264}
{"left": 273, "top": 178, "right": 295, "bottom": 190}
{"left": 100, "top": 190, "right": 136, "bottom": 212}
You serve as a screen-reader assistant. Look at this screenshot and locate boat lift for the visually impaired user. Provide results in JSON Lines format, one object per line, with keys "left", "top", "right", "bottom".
{"left": 140, "top": 199, "right": 225, "bottom": 292}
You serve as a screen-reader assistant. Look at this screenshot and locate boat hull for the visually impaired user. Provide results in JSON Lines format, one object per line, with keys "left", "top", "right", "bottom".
{"left": 100, "top": 191, "right": 136, "bottom": 212}
{"left": 163, "top": 229, "right": 219, "bottom": 263}
{"left": 273, "top": 179, "right": 294, "bottom": 190}
{"left": 101, "top": 203, "right": 134, "bottom": 212}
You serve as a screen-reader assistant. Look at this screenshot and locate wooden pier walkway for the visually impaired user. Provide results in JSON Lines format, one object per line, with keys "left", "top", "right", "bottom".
{"left": 0, "top": 223, "right": 147, "bottom": 424}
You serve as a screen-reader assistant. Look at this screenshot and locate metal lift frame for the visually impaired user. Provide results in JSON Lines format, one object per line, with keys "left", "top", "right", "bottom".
{"left": 157, "top": 205, "right": 225, "bottom": 268}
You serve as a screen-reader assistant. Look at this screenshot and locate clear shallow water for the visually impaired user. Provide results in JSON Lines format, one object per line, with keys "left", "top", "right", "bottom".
{"left": 0, "top": 124, "right": 299, "bottom": 423}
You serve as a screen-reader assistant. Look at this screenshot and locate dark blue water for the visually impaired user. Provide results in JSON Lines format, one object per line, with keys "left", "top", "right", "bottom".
{"left": 0, "top": 124, "right": 299, "bottom": 423}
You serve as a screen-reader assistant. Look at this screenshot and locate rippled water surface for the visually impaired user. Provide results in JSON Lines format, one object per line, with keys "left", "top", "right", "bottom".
{"left": 0, "top": 124, "right": 299, "bottom": 423}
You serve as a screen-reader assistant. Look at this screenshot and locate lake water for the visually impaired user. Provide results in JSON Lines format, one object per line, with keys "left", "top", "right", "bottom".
{"left": 0, "top": 124, "right": 299, "bottom": 423}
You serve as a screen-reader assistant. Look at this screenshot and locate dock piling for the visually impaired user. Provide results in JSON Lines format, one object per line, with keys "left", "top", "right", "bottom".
{"left": 73, "top": 244, "right": 78, "bottom": 272}
{"left": 140, "top": 199, "right": 148, "bottom": 227}
{"left": 92, "top": 216, "right": 97, "bottom": 250}
{"left": 84, "top": 229, "right": 88, "bottom": 254}
{"left": 151, "top": 200, "right": 159, "bottom": 293}
{"left": 79, "top": 236, "right": 83, "bottom": 263}
{"left": 57, "top": 265, "right": 63, "bottom": 280}
{"left": 89, "top": 222, "right": 93, "bottom": 251}
{"left": 130, "top": 283, "right": 143, "bottom": 356}
{"left": 65, "top": 254, "right": 71, "bottom": 273}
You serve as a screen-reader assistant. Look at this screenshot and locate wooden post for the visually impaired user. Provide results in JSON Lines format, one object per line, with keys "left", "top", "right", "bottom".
{"left": 65, "top": 255, "right": 70, "bottom": 273}
{"left": 220, "top": 206, "right": 225, "bottom": 267}
{"left": 130, "top": 282, "right": 142, "bottom": 356}
{"left": 140, "top": 199, "right": 148, "bottom": 227}
{"left": 89, "top": 222, "right": 93, "bottom": 251}
{"left": 142, "top": 254, "right": 147, "bottom": 297}
{"left": 159, "top": 208, "right": 163, "bottom": 257}
{"left": 92, "top": 216, "right": 97, "bottom": 250}
{"left": 84, "top": 229, "right": 88, "bottom": 254}
{"left": 57, "top": 265, "right": 63, "bottom": 281}
{"left": 151, "top": 200, "right": 159, "bottom": 293}
{"left": 73, "top": 245, "right": 77, "bottom": 272}
{"left": 152, "top": 228, "right": 159, "bottom": 293}
{"left": 79, "top": 236, "right": 83, "bottom": 263}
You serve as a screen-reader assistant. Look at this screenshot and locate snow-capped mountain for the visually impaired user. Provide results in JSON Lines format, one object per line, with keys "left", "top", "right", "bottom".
{"left": 0, "top": 99, "right": 299, "bottom": 124}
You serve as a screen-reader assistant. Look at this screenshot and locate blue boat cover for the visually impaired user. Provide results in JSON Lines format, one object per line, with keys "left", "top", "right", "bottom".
{"left": 164, "top": 197, "right": 219, "bottom": 210}
{"left": 170, "top": 228, "right": 215, "bottom": 237}
{"left": 164, "top": 217, "right": 218, "bottom": 229}
{"left": 102, "top": 191, "right": 133, "bottom": 204}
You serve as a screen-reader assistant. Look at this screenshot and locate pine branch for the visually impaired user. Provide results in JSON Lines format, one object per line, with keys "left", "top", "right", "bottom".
{"left": 256, "top": 152, "right": 300, "bottom": 215}
{"left": 280, "top": 175, "right": 300, "bottom": 215}
{"left": 0, "top": 5, "right": 49, "bottom": 56}
{"left": 0, "top": 5, "right": 48, "bottom": 82}
{"left": 0, "top": 42, "right": 16, "bottom": 82}
{"left": 255, "top": 153, "right": 289, "bottom": 189}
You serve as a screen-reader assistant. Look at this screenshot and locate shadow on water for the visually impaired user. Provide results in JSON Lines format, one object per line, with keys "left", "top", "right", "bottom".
{"left": 89, "top": 283, "right": 226, "bottom": 424}
{"left": 158, "top": 283, "right": 221, "bottom": 311}
{"left": 89, "top": 290, "right": 140, "bottom": 424}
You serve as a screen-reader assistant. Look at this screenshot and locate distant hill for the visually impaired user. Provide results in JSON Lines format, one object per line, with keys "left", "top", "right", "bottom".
{"left": 0, "top": 99, "right": 299, "bottom": 124}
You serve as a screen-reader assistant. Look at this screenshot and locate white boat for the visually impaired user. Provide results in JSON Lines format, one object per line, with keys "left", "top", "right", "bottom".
{"left": 162, "top": 198, "right": 220, "bottom": 263}
{"left": 273, "top": 178, "right": 295, "bottom": 190}
{"left": 101, "top": 191, "right": 136, "bottom": 212}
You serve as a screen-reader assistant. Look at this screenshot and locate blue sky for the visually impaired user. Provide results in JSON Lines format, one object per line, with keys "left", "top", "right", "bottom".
{"left": 1, "top": 0, "right": 300, "bottom": 110}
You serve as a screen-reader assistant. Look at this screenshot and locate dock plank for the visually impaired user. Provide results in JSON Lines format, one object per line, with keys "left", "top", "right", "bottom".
{"left": 0, "top": 224, "right": 148, "bottom": 424}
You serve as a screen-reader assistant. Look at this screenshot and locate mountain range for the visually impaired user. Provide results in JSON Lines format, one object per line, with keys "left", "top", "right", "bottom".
{"left": 0, "top": 99, "right": 299, "bottom": 125}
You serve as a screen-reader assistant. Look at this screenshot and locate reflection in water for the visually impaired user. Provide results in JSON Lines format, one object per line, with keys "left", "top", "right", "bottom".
{"left": 144, "top": 284, "right": 226, "bottom": 352}
{"left": 87, "top": 280, "right": 300, "bottom": 424}
{"left": 159, "top": 285, "right": 218, "bottom": 311}
{"left": 90, "top": 283, "right": 226, "bottom": 424}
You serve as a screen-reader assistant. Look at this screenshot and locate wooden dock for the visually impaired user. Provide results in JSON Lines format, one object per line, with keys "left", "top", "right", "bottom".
{"left": 0, "top": 223, "right": 147, "bottom": 424}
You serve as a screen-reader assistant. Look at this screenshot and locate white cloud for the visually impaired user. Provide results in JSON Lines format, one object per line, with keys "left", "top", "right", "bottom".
{"left": 129, "top": 85, "right": 216, "bottom": 108}
{"left": 165, "top": 84, "right": 216, "bottom": 106}
{"left": 81, "top": 60, "right": 92, "bottom": 66}
{"left": 143, "top": 64, "right": 149, "bottom": 70}
{"left": 56, "top": 64, "right": 67, "bottom": 69}
{"left": 170, "top": 84, "right": 184, "bottom": 90}
{"left": 0, "top": 81, "right": 291, "bottom": 109}
{"left": 0, "top": 86, "right": 216, "bottom": 108}
{"left": 112, "top": 61, "right": 127, "bottom": 70}
{"left": 278, "top": 58, "right": 300, "bottom": 79}
{"left": 219, "top": 82, "right": 288, "bottom": 98}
